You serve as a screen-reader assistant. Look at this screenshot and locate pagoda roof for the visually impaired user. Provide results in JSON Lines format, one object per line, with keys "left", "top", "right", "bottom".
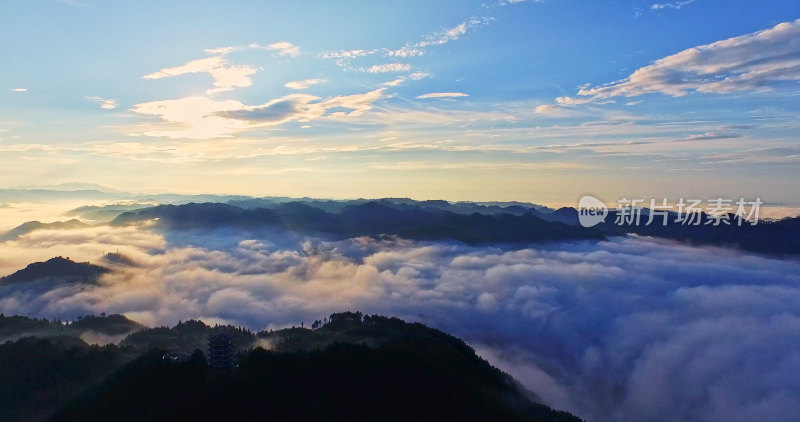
{"left": 208, "top": 332, "right": 233, "bottom": 342}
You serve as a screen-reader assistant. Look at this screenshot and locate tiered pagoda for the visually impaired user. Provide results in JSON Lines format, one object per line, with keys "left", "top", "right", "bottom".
{"left": 208, "top": 332, "right": 236, "bottom": 369}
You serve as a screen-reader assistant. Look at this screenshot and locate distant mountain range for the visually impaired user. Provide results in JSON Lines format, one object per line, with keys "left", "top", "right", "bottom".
{"left": 2, "top": 196, "right": 799, "bottom": 256}
{"left": 110, "top": 201, "right": 598, "bottom": 245}
{"left": 0, "top": 220, "right": 92, "bottom": 242}
{"left": 107, "top": 200, "right": 800, "bottom": 255}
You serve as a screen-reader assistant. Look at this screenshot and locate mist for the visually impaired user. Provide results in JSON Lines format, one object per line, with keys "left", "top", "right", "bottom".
{"left": 1, "top": 224, "right": 799, "bottom": 421}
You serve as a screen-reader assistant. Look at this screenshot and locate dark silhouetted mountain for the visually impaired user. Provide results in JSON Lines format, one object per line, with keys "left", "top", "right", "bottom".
{"left": 0, "top": 313, "right": 144, "bottom": 344}
{"left": 539, "top": 207, "right": 580, "bottom": 226}
{"left": 112, "top": 202, "right": 600, "bottom": 245}
{"left": 52, "top": 312, "right": 582, "bottom": 422}
{"left": 270, "top": 201, "right": 340, "bottom": 232}
{"left": 0, "top": 314, "right": 67, "bottom": 342}
{"left": 551, "top": 207, "right": 800, "bottom": 255}
{"left": 69, "top": 314, "right": 145, "bottom": 337}
{"left": 101, "top": 252, "right": 138, "bottom": 267}
{"left": 121, "top": 320, "right": 255, "bottom": 354}
{"left": 591, "top": 209, "right": 800, "bottom": 255}
{"left": 0, "top": 313, "right": 582, "bottom": 422}
{"left": 0, "top": 257, "right": 109, "bottom": 285}
{"left": 0, "top": 220, "right": 92, "bottom": 242}
{"left": 0, "top": 336, "right": 128, "bottom": 422}
{"left": 64, "top": 203, "right": 155, "bottom": 222}
{"left": 224, "top": 197, "right": 552, "bottom": 216}
{"left": 111, "top": 203, "right": 283, "bottom": 230}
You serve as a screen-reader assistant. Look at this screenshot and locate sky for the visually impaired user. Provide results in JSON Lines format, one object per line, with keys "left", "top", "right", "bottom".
{"left": 1, "top": 0, "right": 800, "bottom": 207}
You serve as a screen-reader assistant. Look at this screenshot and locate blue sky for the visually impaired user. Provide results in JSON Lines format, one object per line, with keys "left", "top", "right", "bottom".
{"left": 1, "top": 0, "right": 799, "bottom": 207}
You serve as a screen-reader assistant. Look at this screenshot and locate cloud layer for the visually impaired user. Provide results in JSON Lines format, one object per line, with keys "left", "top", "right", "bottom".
{"left": 1, "top": 224, "right": 799, "bottom": 422}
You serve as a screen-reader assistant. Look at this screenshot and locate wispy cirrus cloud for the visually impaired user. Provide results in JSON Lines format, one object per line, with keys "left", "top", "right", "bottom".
{"left": 366, "top": 161, "right": 589, "bottom": 171}
{"left": 361, "top": 63, "right": 411, "bottom": 73}
{"left": 498, "top": 0, "right": 531, "bottom": 5}
{"left": 540, "top": 19, "right": 800, "bottom": 111}
{"left": 416, "top": 92, "right": 469, "bottom": 99}
{"left": 580, "top": 19, "right": 800, "bottom": 99}
{"left": 685, "top": 132, "right": 742, "bottom": 141}
{"left": 85, "top": 96, "right": 117, "bottom": 110}
{"left": 285, "top": 79, "right": 327, "bottom": 90}
{"left": 414, "top": 19, "right": 488, "bottom": 48}
{"left": 383, "top": 72, "right": 431, "bottom": 86}
{"left": 384, "top": 46, "right": 424, "bottom": 58}
{"left": 651, "top": 0, "right": 694, "bottom": 10}
{"left": 204, "top": 42, "right": 301, "bottom": 58}
{"left": 322, "top": 17, "right": 493, "bottom": 72}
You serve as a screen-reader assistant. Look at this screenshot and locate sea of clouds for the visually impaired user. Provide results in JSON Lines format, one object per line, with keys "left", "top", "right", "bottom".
{"left": 1, "top": 224, "right": 799, "bottom": 422}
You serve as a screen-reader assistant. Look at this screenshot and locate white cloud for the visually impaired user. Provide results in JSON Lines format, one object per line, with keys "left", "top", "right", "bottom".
{"left": 221, "top": 88, "right": 387, "bottom": 123}
{"left": 381, "top": 77, "right": 406, "bottom": 87}
{"left": 416, "top": 92, "right": 469, "bottom": 99}
{"left": 143, "top": 56, "right": 258, "bottom": 95}
{"left": 253, "top": 41, "right": 301, "bottom": 57}
{"left": 385, "top": 46, "right": 424, "bottom": 58}
{"left": 321, "top": 18, "right": 491, "bottom": 71}
{"left": 85, "top": 96, "right": 117, "bottom": 110}
{"left": 202, "top": 43, "right": 301, "bottom": 58}
{"left": 284, "top": 78, "right": 328, "bottom": 90}
{"left": 555, "top": 96, "right": 595, "bottom": 106}
{"left": 382, "top": 72, "right": 431, "bottom": 86}
{"left": 577, "top": 19, "right": 800, "bottom": 100}
{"left": 685, "top": 132, "right": 742, "bottom": 141}
{"left": 413, "top": 18, "right": 493, "bottom": 49}
{"left": 651, "top": 0, "right": 694, "bottom": 10}
{"left": 366, "top": 161, "right": 588, "bottom": 171}
{"left": 534, "top": 104, "right": 568, "bottom": 115}
{"left": 418, "top": 22, "right": 463, "bottom": 47}
{"left": 362, "top": 63, "right": 411, "bottom": 73}
{"left": 2, "top": 228, "right": 800, "bottom": 422}
{"left": 534, "top": 19, "right": 800, "bottom": 113}
{"left": 204, "top": 46, "right": 237, "bottom": 55}
{"left": 131, "top": 96, "right": 248, "bottom": 139}
{"left": 131, "top": 88, "right": 387, "bottom": 139}
{"left": 320, "top": 49, "right": 372, "bottom": 60}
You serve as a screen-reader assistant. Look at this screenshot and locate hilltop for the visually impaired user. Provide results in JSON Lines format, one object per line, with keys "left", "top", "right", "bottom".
{"left": 0, "top": 257, "right": 109, "bottom": 285}
{"left": 0, "top": 312, "right": 582, "bottom": 422}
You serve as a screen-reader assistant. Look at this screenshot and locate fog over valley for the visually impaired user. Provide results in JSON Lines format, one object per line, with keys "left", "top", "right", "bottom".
{"left": 1, "top": 197, "right": 799, "bottom": 421}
